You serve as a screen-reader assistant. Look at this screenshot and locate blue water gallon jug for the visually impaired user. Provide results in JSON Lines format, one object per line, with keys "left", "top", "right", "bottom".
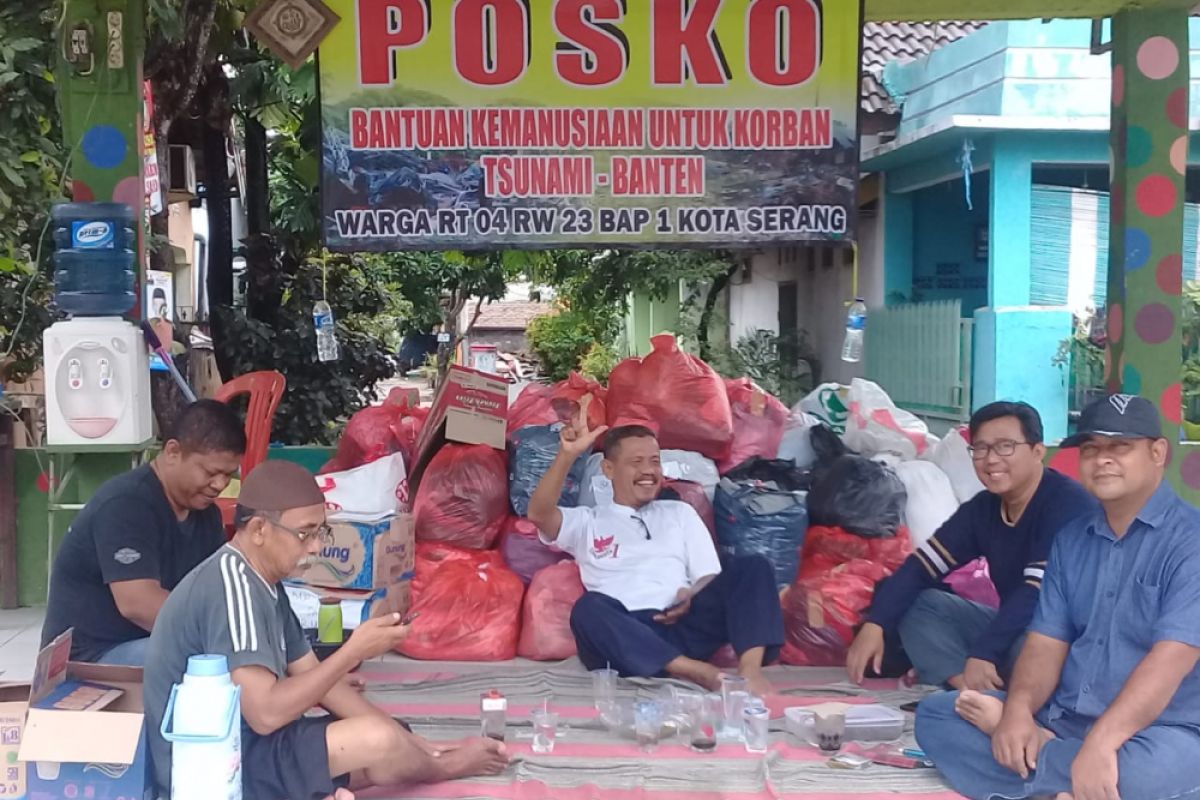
{"left": 161, "top": 654, "right": 243, "bottom": 800}
{"left": 52, "top": 202, "right": 137, "bottom": 316}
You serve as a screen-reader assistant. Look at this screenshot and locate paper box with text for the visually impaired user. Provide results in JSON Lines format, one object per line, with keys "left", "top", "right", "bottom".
{"left": 18, "top": 630, "right": 149, "bottom": 800}
{"left": 297, "top": 513, "right": 415, "bottom": 593}
{"left": 0, "top": 682, "right": 29, "bottom": 799}
{"left": 409, "top": 365, "right": 508, "bottom": 496}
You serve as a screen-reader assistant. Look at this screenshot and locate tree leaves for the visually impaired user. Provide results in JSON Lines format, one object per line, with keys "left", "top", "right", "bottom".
{"left": 0, "top": 2, "right": 61, "bottom": 383}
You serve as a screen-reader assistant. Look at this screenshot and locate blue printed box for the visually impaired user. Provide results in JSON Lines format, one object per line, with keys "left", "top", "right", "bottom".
{"left": 298, "top": 514, "right": 415, "bottom": 592}
{"left": 18, "top": 631, "right": 150, "bottom": 800}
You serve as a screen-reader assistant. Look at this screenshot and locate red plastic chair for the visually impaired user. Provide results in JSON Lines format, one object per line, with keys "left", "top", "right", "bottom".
{"left": 213, "top": 370, "right": 287, "bottom": 531}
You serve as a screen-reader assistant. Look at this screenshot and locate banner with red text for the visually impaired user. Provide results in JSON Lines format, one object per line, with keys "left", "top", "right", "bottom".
{"left": 318, "top": 0, "right": 861, "bottom": 250}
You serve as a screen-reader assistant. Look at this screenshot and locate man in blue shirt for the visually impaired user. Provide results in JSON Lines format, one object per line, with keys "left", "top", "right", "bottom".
{"left": 847, "top": 402, "right": 1096, "bottom": 691}
{"left": 916, "top": 394, "right": 1200, "bottom": 800}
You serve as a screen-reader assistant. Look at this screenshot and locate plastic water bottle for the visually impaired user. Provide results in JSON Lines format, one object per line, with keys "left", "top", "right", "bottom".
{"left": 313, "top": 300, "right": 339, "bottom": 362}
{"left": 840, "top": 297, "right": 867, "bottom": 363}
{"left": 51, "top": 202, "right": 137, "bottom": 316}
{"left": 161, "top": 654, "right": 243, "bottom": 800}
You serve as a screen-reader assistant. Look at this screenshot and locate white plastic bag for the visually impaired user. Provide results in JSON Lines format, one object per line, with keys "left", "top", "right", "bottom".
{"left": 316, "top": 452, "right": 408, "bottom": 522}
{"left": 578, "top": 453, "right": 613, "bottom": 507}
{"left": 661, "top": 450, "right": 720, "bottom": 501}
{"left": 928, "top": 425, "right": 986, "bottom": 504}
{"left": 777, "top": 410, "right": 820, "bottom": 468}
{"left": 798, "top": 383, "right": 849, "bottom": 433}
{"left": 842, "top": 378, "right": 938, "bottom": 461}
{"left": 895, "top": 460, "right": 959, "bottom": 548}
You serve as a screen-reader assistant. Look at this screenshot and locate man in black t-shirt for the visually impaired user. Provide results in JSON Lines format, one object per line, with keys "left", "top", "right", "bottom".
{"left": 41, "top": 399, "right": 246, "bottom": 664}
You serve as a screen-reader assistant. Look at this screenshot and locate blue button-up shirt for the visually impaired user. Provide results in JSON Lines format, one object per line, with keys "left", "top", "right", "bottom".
{"left": 1031, "top": 480, "right": 1200, "bottom": 726}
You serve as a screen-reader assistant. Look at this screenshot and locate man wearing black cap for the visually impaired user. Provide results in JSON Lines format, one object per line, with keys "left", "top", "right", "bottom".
{"left": 916, "top": 394, "right": 1200, "bottom": 800}
{"left": 146, "top": 460, "right": 509, "bottom": 800}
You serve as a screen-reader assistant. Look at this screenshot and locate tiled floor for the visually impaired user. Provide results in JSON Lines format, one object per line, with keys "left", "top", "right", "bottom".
{"left": 0, "top": 607, "right": 44, "bottom": 682}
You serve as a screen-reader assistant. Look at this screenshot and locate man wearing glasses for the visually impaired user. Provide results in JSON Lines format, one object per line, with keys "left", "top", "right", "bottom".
{"left": 846, "top": 401, "right": 1096, "bottom": 691}
{"left": 145, "top": 460, "right": 509, "bottom": 800}
{"left": 915, "top": 394, "right": 1200, "bottom": 800}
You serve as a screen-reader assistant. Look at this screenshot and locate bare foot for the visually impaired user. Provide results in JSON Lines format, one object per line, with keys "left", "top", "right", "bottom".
{"left": 439, "top": 737, "right": 510, "bottom": 779}
{"left": 743, "top": 671, "right": 772, "bottom": 698}
{"left": 955, "top": 690, "right": 1005, "bottom": 735}
{"left": 667, "top": 656, "right": 722, "bottom": 691}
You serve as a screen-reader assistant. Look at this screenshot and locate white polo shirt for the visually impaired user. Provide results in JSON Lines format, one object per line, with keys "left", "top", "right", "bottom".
{"left": 546, "top": 501, "right": 722, "bottom": 612}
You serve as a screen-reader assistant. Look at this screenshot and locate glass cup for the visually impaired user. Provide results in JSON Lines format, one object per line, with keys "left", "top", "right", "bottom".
{"left": 634, "top": 700, "right": 665, "bottom": 752}
{"left": 683, "top": 693, "right": 720, "bottom": 752}
{"left": 531, "top": 709, "right": 558, "bottom": 754}
{"left": 591, "top": 668, "right": 618, "bottom": 724}
{"left": 814, "top": 711, "right": 846, "bottom": 752}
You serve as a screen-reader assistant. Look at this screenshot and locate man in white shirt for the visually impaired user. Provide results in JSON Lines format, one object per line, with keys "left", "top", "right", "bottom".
{"left": 528, "top": 402, "right": 784, "bottom": 696}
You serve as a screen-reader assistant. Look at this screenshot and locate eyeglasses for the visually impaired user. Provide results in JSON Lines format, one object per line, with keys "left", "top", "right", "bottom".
{"left": 266, "top": 518, "right": 334, "bottom": 545}
{"left": 631, "top": 515, "right": 652, "bottom": 540}
{"left": 968, "top": 440, "right": 1031, "bottom": 460}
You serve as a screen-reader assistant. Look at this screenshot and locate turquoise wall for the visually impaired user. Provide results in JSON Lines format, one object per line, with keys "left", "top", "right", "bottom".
{"left": 911, "top": 177, "right": 990, "bottom": 312}
{"left": 886, "top": 19, "right": 1200, "bottom": 138}
{"left": 973, "top": 308, "right": 1073, "bottom": 442}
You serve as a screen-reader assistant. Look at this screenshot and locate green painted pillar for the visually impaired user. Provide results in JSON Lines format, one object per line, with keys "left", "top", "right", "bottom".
{"left": 1105, "top": 9, "right": 1190, "bottom": 482}
{"left": 57, "top": 0, "right": 147, "bottom": 245}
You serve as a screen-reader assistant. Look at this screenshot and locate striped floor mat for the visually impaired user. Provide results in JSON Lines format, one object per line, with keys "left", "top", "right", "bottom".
{"left": 351, "top": 656, "right": 962, "bottom": 800}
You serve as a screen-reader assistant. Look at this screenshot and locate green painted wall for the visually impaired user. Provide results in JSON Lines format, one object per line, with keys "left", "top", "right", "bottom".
{"left": 9, "top": 446, "right": 335, "bottom": 607}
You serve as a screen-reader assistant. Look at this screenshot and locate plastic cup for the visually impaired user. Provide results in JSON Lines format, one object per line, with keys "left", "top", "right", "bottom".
{"left": 591, "top": 668, "right": 618, "bottom": 723}
{"left": 814, "top": 711, "right": 846, "bottom": 752}
{"left": 720, "top": 675, "right": 749, "bottom": 739}
{"left": 531, "top": 709, "right": 558, "bottom": 754}
{"left": 743, "top": 703, "right": 770, "bottom": 754}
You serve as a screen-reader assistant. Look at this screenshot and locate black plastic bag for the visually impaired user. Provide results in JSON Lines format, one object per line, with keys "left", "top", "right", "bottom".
{"left": 806, "top": 455, "right": 907, "bottom": 538}
{"left": 723, "top": 457, "right": 812, "bottom": 491}
{"left": 508, "top": 424, "right": 587, "bottom": 517}
{"left": 714, "top": 458, "right": 810, "bottom": 590}
{"left": 809, "top": 424, "right": 851, "bottom": 474}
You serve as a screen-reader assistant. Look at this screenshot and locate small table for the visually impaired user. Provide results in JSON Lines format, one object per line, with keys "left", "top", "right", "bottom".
{"left": 44, "top": 439, "right": 156, "bottom": 600}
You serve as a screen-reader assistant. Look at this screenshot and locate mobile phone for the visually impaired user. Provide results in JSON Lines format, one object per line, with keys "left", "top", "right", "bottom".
{"left": 400, "top": 611, "right": 421, "bottom": 625}
{"left": 900, "top": 701, "right": 921, "bottom": 713}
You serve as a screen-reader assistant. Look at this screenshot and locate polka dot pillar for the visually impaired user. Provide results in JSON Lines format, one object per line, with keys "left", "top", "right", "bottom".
{"left": 55, "top": 0, "right": 148, "bottom": 320}
{"left": 1107, "top": 10, "right": 1186, "bottom": 473}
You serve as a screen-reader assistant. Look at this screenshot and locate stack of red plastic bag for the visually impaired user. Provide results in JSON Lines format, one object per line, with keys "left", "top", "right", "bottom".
{"left": 718, "top": 378, "right": 789, "bottom": 474}
{"left": 500, "top": 518, "right": 571, "bottom": 583}
{"left": 606, "top": 334, "right": 733, "bottom": 460}
{"left": 321, "top": 389, "right": 429, "bottom": 474}
{"left": 508, "top": 373, "right": 607, "bottom": 435}
{"left": 517, "top": 561, "right": 585, "bottom": 660}
{"left": 400, "top": 543, "right": 525, "bottom": 661}
{"left": 780, "top": 525, "right": 913, "bottom": 666}
{"left": 413, "top": 444, "right": 509, "bottom": 549}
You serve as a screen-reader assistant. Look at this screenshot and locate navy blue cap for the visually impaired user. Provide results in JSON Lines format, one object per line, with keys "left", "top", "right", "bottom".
{"left": 1060, "top": 394, "right": 1164, "bottom": 447}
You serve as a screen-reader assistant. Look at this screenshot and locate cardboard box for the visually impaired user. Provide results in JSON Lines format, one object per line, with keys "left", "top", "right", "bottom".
{"left": 18, "top": 631, "right": 149, "bottom": 800}
{"left": 298, "top": 514, "right": 415, "bottom": 592}
{"left": 409, "top": 365, "right": 508, "bottom": 495}
{"left": 0, "top": 683, "right": 29, "bottom": 799}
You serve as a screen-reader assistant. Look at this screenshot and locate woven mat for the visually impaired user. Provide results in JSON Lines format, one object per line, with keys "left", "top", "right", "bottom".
{"left": 349, "top": 655, "right": 962, "bottom": 800}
